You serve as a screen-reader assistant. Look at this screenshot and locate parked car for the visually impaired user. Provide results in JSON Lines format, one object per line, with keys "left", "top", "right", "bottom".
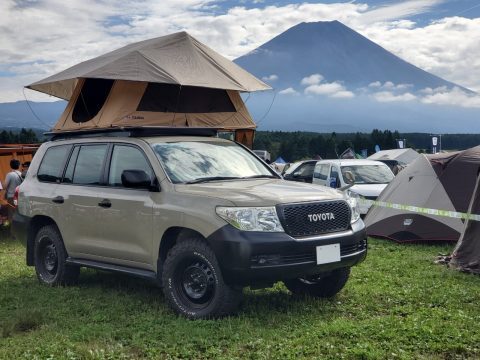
{"left": 12, "top": 128, "right": 366, "bottom": 319}
{"left": 312, "top": 159, "right": 394, "bottom": 215}
{"left": 282, "top": 160, "right": 317, "bottom": 183}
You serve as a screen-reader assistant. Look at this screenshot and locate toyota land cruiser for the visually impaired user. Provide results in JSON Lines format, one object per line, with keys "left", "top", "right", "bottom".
{"left": 12, "top": 128, "right": 366, "bottom": 319}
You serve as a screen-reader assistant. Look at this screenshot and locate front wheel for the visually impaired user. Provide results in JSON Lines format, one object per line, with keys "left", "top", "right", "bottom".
{"left": 34, "top": 225, "right": 80, "bottom": 286}
{"left": 284, "top": 267, "right": 351, "bottom": 298}
{"left": 162, "top": 238, "right": 242, "bottom": 319}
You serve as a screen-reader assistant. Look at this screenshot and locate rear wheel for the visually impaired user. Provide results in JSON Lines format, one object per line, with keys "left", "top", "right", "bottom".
{"left": 162, "top": 238, "right": 242, "bottom": 319}
{"left": 284, "top": 267, "right": 351, "bottom": 298}
{"left": 34, "top": 225, "right": 79, "bottom": 286}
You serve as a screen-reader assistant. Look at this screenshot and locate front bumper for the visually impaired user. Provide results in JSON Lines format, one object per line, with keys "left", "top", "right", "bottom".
{"left": 206, "top": 219, "right": 367, "bottom": 286}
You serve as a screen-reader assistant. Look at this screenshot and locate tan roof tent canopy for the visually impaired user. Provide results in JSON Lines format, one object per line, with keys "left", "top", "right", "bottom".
{"left": 26, "top": 31, "right": 271, "bottom": 147}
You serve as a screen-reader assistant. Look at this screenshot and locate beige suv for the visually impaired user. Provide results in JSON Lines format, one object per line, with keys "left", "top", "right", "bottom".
{"left": 13, "top": 128, "right": 366, "bottom": 318}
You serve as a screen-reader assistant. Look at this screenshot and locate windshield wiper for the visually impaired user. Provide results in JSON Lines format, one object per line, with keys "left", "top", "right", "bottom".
{"left": 184, "top": 176, "right": 240, "bottom": 184}
{"left": 241, "top": 175, "right": 278, "bottom": 179}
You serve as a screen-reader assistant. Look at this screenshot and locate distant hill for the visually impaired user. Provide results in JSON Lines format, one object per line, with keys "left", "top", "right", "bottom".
{"left": 235, "top": 20, "right": 466, "bottom": 92}
{"left": 0, "top": 100, "right": 64, "bottom": 130}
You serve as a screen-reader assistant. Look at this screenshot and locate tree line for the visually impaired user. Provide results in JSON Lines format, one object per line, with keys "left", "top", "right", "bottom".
{"left": 253, "top": 130, "right": 480, "bottom": 162}
{"left": 0, "top": 128, "right": 39, "bottom": 144}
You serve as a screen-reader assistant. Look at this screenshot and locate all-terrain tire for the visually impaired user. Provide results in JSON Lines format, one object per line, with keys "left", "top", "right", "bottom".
{"left": 284, "top": 267, "right": 351, "bottom": 298}
{"left": 34, "top": 225, "right": 80, "bottom": 286}
{"left": 162, "top": 238, "right": 242, "bottom": 319}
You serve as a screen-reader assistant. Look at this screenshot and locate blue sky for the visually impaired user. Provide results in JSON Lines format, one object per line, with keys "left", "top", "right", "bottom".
{"left": 0, "top": 0, "right": 479, "bottom": 110}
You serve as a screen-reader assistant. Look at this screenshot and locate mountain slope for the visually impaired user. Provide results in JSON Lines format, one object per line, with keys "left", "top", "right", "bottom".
{"left": 235, "top": 21, "right": 464, "bottom": 91}
{"left": 0, "top": 100, "right": 64, "bottom": 130}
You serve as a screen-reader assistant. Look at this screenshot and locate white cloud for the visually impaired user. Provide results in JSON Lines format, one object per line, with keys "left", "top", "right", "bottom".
{"left": 359, "top": 17, "right": 480, "bottom": 92}
{"left": 262, "top": 74, "right": 278, "bottom": 82}
{"left": 278, "top": 87, "right": 298, "bottom": 95}
{"left": 301, "top": 74, "right": 324, "bottom": 86}
{"left": 304, "top": 80, "right": 354, "bottom": 98}
{"left": 421, "top": 87, "right": 480, "bottom": 108}
{"left": 0, "top": 0, "right": 479, "bottom": 104}
{"left": 372, "top": 91, "right": 417, "bottom": 102}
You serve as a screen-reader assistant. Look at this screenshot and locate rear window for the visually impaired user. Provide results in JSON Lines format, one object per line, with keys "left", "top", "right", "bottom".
{"left": 37, "top": 145, "right": 71, "bottom": 183}
{"left": 71, "top": 145, "right": 108, "bottom": 185}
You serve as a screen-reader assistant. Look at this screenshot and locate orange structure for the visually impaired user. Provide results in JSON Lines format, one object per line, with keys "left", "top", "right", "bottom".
{"left": 0, "top": 144, "right": 39, "bottom": 202}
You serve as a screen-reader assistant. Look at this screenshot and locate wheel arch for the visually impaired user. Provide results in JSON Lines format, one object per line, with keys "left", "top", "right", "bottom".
{"left": 157, "top": 227, "right": 207, "bottom": 274}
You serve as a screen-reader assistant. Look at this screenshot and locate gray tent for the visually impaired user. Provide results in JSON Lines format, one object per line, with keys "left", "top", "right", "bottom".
{"left": 448, "top": 173, "right": 480, "bottom": 274}
{"left": 365, "top": 147, "right": 480, "bottom": 242}
{"left": 368, "top": 148, "right": 420, "bottom": 164}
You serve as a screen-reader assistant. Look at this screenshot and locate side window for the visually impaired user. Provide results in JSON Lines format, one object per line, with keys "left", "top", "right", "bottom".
{"left": 37, "top": 145, "right": 71, "bottom": 183}
{"left": 72, "top": 145, "right": 108, "bottom": 185}
{"left": 108, "top": 145, "right": 153, "bottom": 187}
{"left": 314, "top": 164, "right": 329, "bottom": 181}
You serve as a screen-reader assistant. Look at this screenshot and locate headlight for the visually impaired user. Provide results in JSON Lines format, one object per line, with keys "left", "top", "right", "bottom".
{"left": 216, "top": 206, "right": 284, "bottom": 232}
{"left": 346, "top": 191, "right": 361, "bottom": 223}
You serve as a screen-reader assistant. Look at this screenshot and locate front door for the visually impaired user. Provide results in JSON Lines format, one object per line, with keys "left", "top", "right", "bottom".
{"left": 98, "top": 144, "right": 155, "bottom": 268}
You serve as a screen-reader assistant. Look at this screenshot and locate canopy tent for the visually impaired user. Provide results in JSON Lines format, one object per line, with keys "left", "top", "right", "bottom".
{"left": 274, "top": 157, "right": 286, "bottom": 164}
{"left": 368, "top": 148, "right": 420, "bottom": 164}
{"left": 365, "top": 147, "right": 480, "bottom": 242}
{"left": 448, "top": 172, "right": 480, "bottom": 273}
{"left": 26, "top": 31, "right": 270, "bottom": 147}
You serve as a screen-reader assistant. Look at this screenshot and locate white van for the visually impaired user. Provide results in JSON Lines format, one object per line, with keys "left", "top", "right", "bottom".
{"left": 312, "top": 159, "right": 394, "bottom": 215}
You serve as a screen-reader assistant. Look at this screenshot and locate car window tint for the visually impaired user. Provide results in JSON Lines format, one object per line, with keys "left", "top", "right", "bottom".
{"left": 72, "top": 145, "right": 108, "bottom": 185}
{"left": 37, "top": 145, "right": 71, "bottom": 183}
{"left": 108, "top": 145, "right": 153, "bottom": 187}
{"left": 63, "top": 146, "right": 80, "bottom": 183}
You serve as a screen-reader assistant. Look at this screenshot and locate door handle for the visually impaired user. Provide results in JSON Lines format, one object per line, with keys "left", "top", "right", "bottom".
{"left": 98, "top": 199, "right": 112, "bottom": 208}
{"left": 52, "top": 196, "right": 64, "bottom": 204}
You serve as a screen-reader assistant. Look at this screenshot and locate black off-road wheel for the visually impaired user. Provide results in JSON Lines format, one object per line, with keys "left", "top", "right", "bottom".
{"left": 284, "top": 267, "right": 351, "bottom": 298}
{"left": 162, "top": 238, "right": 242, "bottom": 319}
{"left": 34, "top": 225, "right": 80, "bottom": 286}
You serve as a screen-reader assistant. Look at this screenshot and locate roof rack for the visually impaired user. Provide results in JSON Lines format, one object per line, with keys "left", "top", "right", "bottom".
{"left": 45, "top": 127, "right": 220, "bottom": 141}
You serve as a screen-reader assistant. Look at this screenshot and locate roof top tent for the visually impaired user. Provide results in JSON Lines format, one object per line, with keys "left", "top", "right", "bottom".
{"left": 26, "top": 31, "right": 271, "bottom": 148}
{"left": 365, "top": 147, "right": 480, "bottom": 242}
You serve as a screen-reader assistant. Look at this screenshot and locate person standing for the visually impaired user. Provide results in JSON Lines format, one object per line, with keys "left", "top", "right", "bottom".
{"left": 4, "top": 159, "right": 22, "bottom": 228}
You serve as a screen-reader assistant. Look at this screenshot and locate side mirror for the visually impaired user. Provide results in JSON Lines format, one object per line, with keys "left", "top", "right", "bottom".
{"left": 343, "top": 170, "right": 355, "bottom": 185}
{"left": 121, "top": 170, "right": 153, "bottom": 190}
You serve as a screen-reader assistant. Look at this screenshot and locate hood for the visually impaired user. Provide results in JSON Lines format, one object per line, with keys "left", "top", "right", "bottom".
{"left": 350, "top": 184, "right": 388, "bottom": 197}
{"left": 174, "top": 178, "right": 343, "bottom": 206}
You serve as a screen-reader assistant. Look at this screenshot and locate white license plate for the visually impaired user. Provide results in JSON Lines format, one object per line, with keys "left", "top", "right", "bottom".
{"left": 316, "top": 244, "right": 341, "bottom": 265}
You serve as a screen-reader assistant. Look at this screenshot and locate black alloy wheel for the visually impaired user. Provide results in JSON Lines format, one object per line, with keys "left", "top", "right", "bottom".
{"left": 34, "top": 225, "right": 80, "bottom": 286}
{"left": 162, "top": 238, "right": 243, "bottom": 319}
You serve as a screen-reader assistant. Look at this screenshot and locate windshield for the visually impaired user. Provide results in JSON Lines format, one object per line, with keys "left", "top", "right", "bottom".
{"left": 152, "top": 140, "right": 276, "bottom": 184}
{"left": 340, "top": 164, "right": 394, "bottom": 184}
{"left": 283, "top": 162, "right": 303, "bottom": 175}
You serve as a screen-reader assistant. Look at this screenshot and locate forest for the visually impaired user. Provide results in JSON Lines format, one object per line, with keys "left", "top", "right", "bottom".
{"left": 253, "top": 130, "right": 480, "bottom": 162}
{"left": 0, "top": 128, "right": 39, "bottom": 144}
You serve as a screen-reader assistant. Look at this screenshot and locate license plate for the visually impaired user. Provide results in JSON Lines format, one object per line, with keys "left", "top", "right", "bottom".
{"left": 316, "top": 244, "right": 340, "bottom": 265}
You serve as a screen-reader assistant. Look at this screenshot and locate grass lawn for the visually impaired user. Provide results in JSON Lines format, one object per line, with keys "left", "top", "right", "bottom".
{"left": 0, "top": 234, "right": 479, "bottom": 359}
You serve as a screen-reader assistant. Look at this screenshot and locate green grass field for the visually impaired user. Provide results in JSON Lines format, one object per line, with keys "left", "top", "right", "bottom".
{"left": 0, "top": 234, "right": 479, "bottom": 359}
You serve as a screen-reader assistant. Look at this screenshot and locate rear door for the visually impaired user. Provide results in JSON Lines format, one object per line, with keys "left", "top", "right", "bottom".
{"left": 55, "top": 143, "right": 109, "bottom": 259}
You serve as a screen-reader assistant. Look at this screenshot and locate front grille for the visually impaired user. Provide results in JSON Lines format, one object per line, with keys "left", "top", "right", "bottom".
{"left": 277, "top": 201, "right": 351, "bottom": 238}
{"left": 364, "top": 196, "right": 377, "bottom": 201}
